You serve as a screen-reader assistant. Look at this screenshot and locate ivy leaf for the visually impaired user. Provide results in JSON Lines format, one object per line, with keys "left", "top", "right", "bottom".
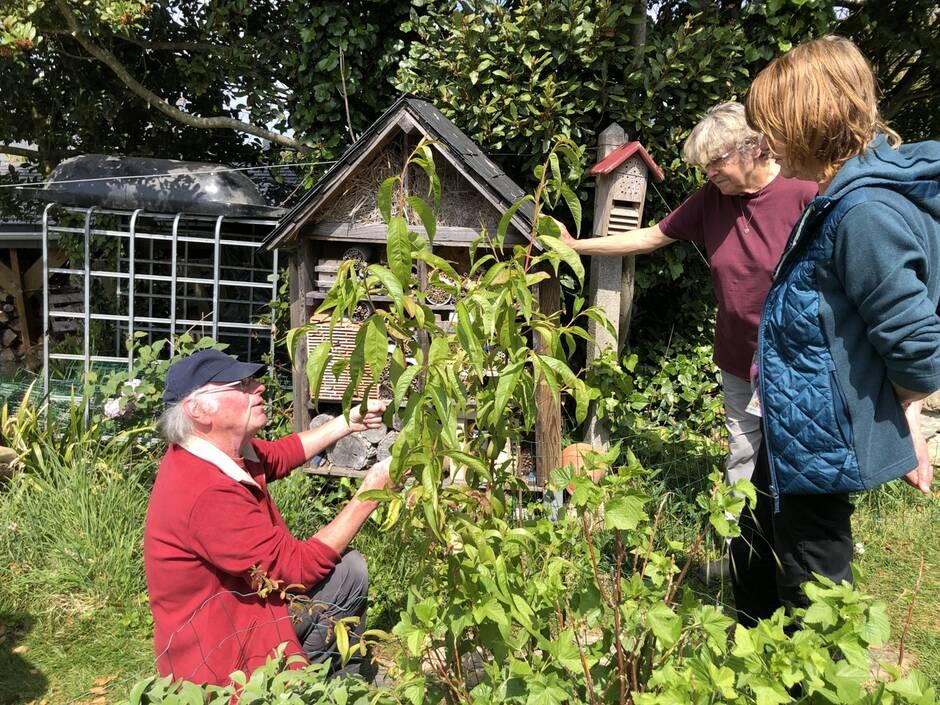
{"left": 387, "top": 215, "right": 413, "bottom": 286}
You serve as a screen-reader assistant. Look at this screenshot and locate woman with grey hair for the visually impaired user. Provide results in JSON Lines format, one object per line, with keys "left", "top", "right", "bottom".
{"left": 560, "top": 102, "right": 817, "bottom": 492}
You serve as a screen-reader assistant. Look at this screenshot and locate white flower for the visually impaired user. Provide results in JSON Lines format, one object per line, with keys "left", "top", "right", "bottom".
{"left": 6, "top": 522, "right": 17, "bottom": 532}
{"left": 854, "top": 542, "right": 865, "bottom": 556}
{"left": 125, "top": 378, "right": 142, "bottom": 391}
{"left": 103, "top": 397, "right": 122, "bottom": 419}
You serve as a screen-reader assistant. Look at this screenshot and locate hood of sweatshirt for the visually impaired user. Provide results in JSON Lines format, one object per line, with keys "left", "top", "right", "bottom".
{"left": 824, "top": 134, "right": 940, "bottom": 220}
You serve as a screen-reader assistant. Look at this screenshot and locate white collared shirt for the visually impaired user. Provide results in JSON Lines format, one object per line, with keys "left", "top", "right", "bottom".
{"left": 179, "top": 436, "right": 261, "bottom": 488}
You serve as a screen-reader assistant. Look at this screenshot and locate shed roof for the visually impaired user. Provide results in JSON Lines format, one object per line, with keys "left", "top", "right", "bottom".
{"left": 262, "top": 96, "right": 536, "bottom": 250}
{"left": 590, "top": 141, "right": 665, "bottom": 182}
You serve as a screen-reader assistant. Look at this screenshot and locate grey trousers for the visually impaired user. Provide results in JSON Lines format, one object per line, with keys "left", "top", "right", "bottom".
{"left": 721, "top": 370, "right": 762, "bottom": 485}
{"left": 290, "top": 549, "right": 369, "bottom": 677}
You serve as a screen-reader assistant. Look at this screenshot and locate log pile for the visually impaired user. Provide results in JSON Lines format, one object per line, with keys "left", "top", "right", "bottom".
{"left": 0, "top": 294, "right": 27, "bottom": 364}
{"left": 309, "top": 412, "right": 400, "bottom": 471}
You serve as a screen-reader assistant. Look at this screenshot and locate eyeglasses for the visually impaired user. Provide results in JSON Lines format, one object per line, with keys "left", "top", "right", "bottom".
{"left": 191, "top": 378, "right": 258, "bottom": 397}
{"left": 704, "top": 149, "right": 737, "bottom": 171}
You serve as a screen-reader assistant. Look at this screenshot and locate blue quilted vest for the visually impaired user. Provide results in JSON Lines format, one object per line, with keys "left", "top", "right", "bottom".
{"left": 758, "top": 192, "right": 874, "bottom": 501}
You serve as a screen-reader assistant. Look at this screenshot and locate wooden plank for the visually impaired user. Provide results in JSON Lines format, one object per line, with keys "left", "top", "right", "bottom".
{"left": 584, "top": 123, "right": 627, "bottom": 450}
{"left": 0, "top": 253, "right": 20, "bottom": 296}
{"left": 534, "top": 272, "right": 562, "bottom": 485}
{"left": 9, "top": 249, "right": 29, "bottom": 349}
{"left": 307, "top": 222, "right": 526, "bottom": 246}
{"left": 302, "top": 464, "right": 367, "bottom": 479}
{"left": 23, "top": 248, "right": 66, "bottom": 293}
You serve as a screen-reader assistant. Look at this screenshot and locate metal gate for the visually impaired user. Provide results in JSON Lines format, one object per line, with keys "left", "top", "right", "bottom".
{"left": 41, "top": 204, "right": 280, "bottom": 407}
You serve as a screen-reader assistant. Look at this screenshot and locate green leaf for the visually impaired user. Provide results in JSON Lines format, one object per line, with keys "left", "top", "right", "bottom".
{"left": 335, "top": 620, "right": 350, "bottom": 666}
{"left": 393, "top": 365, "right": 421, "bottom": 409}
{"left": 559, "top": 183, "right": 582, "bottom": 236}
{"left": 604, "top": 493, "right": 648, "bottom": 531}
{"left": 493, "top": 359, "right": 525, "bottom": 421}
{"left": 377, "top": 175, "right": 399, "bottom": 223}
{"left": 496, "top": 195, "right": 534, "bottom": 249}
{"left": 387, "top": 216, "right": 413, "bottom": 286}
{"left": 367, "top": 264, "right": 404, "bottom": 308}
{"left": 647, "top": 603, "right": 681, "bottom": 648}
{"left": 363, "top": 317, "right": 388, "bottom": 381}
{"left": 414, "top": 248, "right": 459, "bottom": 281}
{"left": 305, "top": 340, "right": 332, "bottom": 402}
{"left": 406, "top": 195, "right": 437, "bottom": 243}
{"left": 538, "top": 231, "right": 585, "bottom": 285}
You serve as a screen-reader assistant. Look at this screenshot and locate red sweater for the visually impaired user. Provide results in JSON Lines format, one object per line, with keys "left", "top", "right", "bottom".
{"left": 143, "top": 434, "right": 340, "bottom": 685}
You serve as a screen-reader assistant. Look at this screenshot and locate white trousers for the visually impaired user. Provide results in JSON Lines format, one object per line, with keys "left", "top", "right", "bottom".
{"left": 721, "top": 370, "right": 762, "bottom": 484}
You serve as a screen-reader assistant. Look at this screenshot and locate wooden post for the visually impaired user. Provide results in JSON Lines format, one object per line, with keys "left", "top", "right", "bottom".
{"left": 534, "top": 272, "right": 562, "bottom": 485}
{"left": 9, "top": 250, "right": 30, "bottom": 349}
{"left": 289, "top": 245, "right": 313, "bottom": 434}
{"left": 583, "top": 123, "right": 627, "bottom": 449}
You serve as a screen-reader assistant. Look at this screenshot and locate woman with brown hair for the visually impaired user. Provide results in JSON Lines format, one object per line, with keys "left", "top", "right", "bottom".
{"left": 729, "top": 35, "right": 940, "bottom": 626}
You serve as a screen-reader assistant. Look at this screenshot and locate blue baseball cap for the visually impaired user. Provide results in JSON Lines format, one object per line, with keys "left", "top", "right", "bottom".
{"left": 164, "top": 349, "right": 265, "bottom": 404}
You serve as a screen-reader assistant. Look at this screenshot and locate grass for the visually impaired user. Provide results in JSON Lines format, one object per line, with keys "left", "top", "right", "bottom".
{"left": 0, "top": 411, "right": 936, "bottom": 702}
{"left": 852, "top": 484, "right": 940, "bottom": 685}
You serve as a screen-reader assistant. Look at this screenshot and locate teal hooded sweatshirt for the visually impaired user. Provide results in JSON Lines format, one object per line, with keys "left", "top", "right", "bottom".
{"left": 758, "top": 135, "right": 940, "bottom": 497}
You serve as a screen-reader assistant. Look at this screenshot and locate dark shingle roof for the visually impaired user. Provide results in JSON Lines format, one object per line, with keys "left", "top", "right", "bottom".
{"left": 262, "top": 96, "right": 535, "bottom": 250}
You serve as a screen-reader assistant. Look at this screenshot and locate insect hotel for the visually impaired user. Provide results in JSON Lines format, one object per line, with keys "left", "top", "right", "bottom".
{"left": 263, "top": 97, "right": 561, "bottom": 482}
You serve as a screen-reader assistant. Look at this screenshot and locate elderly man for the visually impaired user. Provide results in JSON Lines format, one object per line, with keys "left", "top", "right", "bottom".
{"left": 144, "top": 348, "right": 392, "bottom": 685}
{"left": 560, "top": 102, "right": 817, "bottom": 489}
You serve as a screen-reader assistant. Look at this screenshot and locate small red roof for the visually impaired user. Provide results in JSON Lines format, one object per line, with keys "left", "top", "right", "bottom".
{"left": 590, "top": 141, "right": 665, "bottom": 182}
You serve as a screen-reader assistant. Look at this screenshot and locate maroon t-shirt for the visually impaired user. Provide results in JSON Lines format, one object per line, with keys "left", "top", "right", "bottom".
{"left": 659, "top": 174, "right": 817, "bottom": 379}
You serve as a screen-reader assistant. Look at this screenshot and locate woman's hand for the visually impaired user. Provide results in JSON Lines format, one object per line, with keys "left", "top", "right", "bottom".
{"left": 346, "top": 399, "right": 387, "bottom": 433}
{"left": 902, "top": 401, "right": 933, "bottom": 494}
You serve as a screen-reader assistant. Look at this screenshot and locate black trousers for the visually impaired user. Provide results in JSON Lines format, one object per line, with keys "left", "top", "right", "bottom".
{"left": 729, "top": 442, "right": 855, "bottom": 627}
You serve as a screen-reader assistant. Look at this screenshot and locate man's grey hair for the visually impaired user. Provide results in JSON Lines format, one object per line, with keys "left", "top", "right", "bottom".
{"left": 681, "top": 102, "right": 765, "bottom": 168}
{"left": 156, "top": 388, "right": 220, "bottom": 444}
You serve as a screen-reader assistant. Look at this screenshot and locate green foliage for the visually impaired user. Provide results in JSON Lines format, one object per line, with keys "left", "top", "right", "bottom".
{"left": 0, "top": 421, "right": 151, "bottom": 616}
{"left": 93, "top": 332, "right": 226, "bottom": 433}
{"left": 285, "top": 143, "right": 935, "bottom": 704}
{"left": 0, "top": 0, "right": 414, "bottom": 168}
{"left": 587, "top": 336, "right": 723, "bottom": 443}
{"left": 117, "top": 648, "right": 392, "bottom": 705}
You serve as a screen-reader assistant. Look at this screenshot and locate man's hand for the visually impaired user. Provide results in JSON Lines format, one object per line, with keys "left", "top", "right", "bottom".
{"left": 358, "top": 456, "right": 394, "bottom": 494}
{"left": 347, "top": 399, "right": 387, "bottom": 433}
{"left": 903, "top": 401, "right": 933, "bottom": 494}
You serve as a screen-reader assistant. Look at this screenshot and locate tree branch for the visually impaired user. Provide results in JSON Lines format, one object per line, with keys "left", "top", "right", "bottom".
{"left": 54, "top": 0, "right": 308, "bottom": 153}
{"left": 110, "top": 33, "right": 230, "bottom": 55}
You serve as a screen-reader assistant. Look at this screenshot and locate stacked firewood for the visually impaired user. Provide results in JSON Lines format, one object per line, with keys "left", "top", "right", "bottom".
{"left": 0, "top": 294, "right": 26, "bottom": 364}
{"left": 309, "top": 412, "right": 400, "bottom": 471}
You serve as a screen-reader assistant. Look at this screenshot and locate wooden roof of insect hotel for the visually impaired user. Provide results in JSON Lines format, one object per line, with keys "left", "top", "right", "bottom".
{"left": 262, "top": 96, "right": 537, "bottom": 250}
{"left": 590, "top": 141, "right": 665, "bottom": 182}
